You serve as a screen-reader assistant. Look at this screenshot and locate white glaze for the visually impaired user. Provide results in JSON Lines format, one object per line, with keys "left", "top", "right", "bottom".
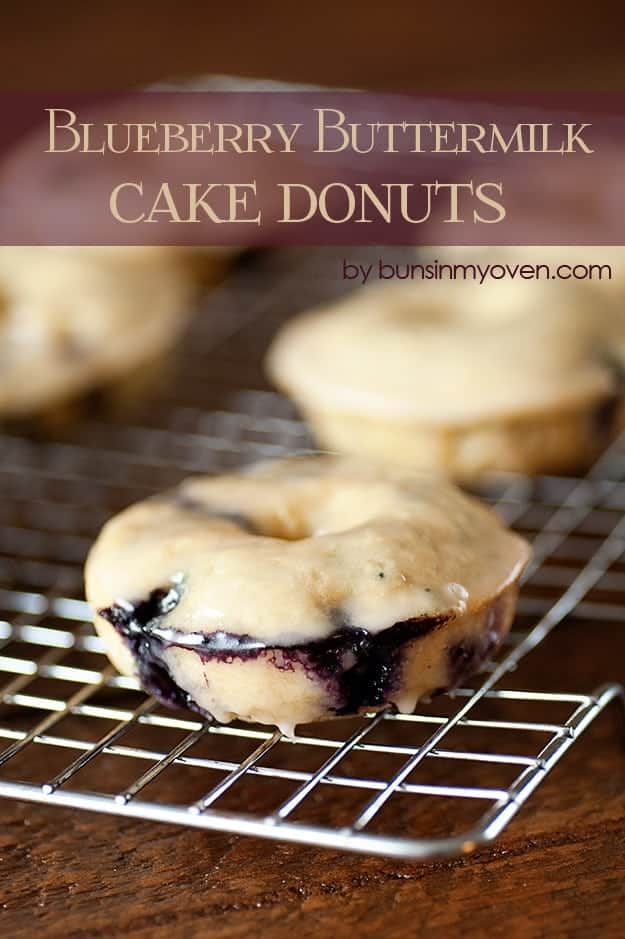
{"left": 85, "top": 455, "right": 530, "bottom": 645}
{"left": 267, "top": 276, "right": 625, "bottom": 425}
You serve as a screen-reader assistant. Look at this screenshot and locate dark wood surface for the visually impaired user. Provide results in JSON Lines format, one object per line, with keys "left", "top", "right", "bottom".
{"left": 1, "top": 609, "right": 624, "bottom": 938}
{"left": 2, "top": 7, "right": 625, "bottom": 934}
{"left": 4, "top": 2, "right": 625, "bottom": 92}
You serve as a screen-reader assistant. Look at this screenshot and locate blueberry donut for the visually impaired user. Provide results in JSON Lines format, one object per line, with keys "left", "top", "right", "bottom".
{"left": 267, "top": 279, "right": 625, "bottom": 478}
{"left": 0, "top": 247, "right": 194, "bottom": 418}
{"left": 85, "top": 456, "right": 530, "bottom": 734}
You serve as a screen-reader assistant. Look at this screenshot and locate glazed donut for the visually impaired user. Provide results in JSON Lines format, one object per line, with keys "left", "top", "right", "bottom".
{"left": 85, "top": 456, "right": 530, "bottom": 734}
{"left": 267, "top": 278, "right": 625, "bottom": 478}
{"left": 0, "top": 247, "right": 194, "bottom": 418}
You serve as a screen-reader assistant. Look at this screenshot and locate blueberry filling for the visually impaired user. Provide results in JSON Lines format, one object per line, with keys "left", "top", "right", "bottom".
{"left": 100, "top": 586, "right": 205, "bottom": 715}
{"left": 293, "top": 616, "right": 450, "bottom": 715}
{"left": 99, "top": 585, "right": 455, "bottom": 717}
{"left": 447, "top": 641, "right": 484, "bottom": 687}
{"left": 447, "top": 596, "right": 506, "bottom": 688}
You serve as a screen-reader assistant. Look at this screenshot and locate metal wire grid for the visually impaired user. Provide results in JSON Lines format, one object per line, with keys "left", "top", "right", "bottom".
{"left": 0, "top": 250, "right": 624, "bottom": 859}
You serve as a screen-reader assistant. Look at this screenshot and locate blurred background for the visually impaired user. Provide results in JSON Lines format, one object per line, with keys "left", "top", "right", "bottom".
{"left": 5, "top": 2, "right": 625, "bottom": 92}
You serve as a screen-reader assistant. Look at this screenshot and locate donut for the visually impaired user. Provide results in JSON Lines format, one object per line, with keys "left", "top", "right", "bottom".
{"left": 266, "top": 278, "right": 625, "bottom": 478}
{"left": 85, "top": 456, "right": 530, "bottom": 734}
{"left": 0, "top": 247, "right": 195, "bottom": 418}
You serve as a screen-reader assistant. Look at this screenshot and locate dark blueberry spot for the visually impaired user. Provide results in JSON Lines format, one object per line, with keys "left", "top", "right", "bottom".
{"left": 447, "top": 597, "right": 507, "bottom": 689}
{"left": 591, "top": 355, "right": 625, "bottom": 444}
{"left": 448, "top": 641, "right": 482, "bottom": 687}
{"left": 378, "top": 572, "right": 385, "bottom": 579}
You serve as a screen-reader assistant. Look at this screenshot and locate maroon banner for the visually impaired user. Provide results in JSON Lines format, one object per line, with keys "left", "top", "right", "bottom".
{"left": 0, "top": 91, "right": 624, "bottom": 245}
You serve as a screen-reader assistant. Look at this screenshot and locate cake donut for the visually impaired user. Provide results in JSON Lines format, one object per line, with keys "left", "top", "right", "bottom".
{"left": 85, "top": 456, "right": 530, "bottom": 734}
{"left": 0, "top": 247, "right": 195, "bottom": 418}
{"left": 266, "top": 278, "right": 625, "bottom": 478}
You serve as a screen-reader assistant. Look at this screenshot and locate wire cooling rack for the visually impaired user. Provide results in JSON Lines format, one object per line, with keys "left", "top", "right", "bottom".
{"left": 0, "top": 248, "right": 623, "bottom": 860}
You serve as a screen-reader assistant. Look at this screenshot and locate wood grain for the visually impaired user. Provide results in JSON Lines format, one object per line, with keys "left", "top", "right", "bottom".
{"left": 1, "top": 611, "right": 624, "bottom": 938}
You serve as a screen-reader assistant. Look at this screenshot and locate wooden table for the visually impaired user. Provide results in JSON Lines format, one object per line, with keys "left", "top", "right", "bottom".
{"left": 2, "top": 9, "right": 625, "bottom": 930}
{"left": 1, "top": 609, "right": 624, "bottom": 939}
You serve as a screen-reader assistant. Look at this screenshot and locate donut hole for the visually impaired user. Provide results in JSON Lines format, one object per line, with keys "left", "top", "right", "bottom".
{"left": 259, "top": 517, "right": 311, "bottom": 541}
{"left": 254, "top": 484, "right": 392, "bottom": 541}
{"left": 179, "top": 498, "right": 314, "bottom": 541}
{"left": 387, "top": 281, "right": 545, "bottom": 332}
{"left": 255, "top": 505, "right": 319, "bottom": 541}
